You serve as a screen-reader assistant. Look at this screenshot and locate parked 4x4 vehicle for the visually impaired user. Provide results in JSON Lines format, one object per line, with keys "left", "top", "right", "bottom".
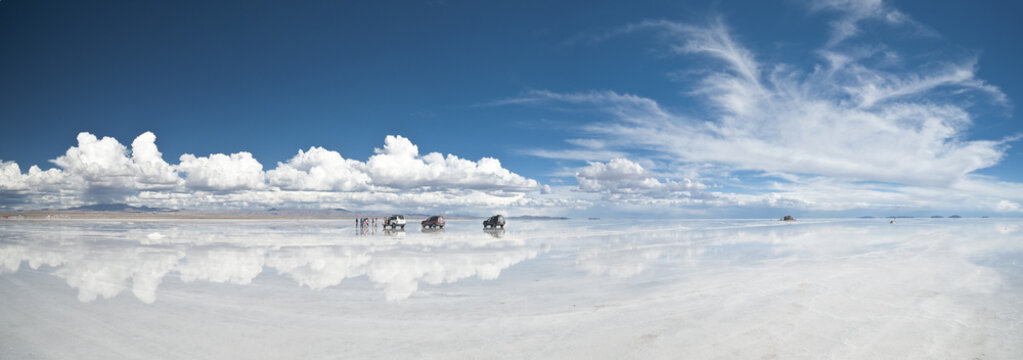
{"left": 421, "top": 215, "right": 445, "bottom": 228}
{"left": 483, "top": 215, "right": 505, "bottom": 229}
{"left": 383, "top": 214, "right": 406, "bottom": 229}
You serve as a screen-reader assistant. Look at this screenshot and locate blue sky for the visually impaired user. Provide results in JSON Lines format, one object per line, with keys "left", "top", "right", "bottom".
{"left": 1, "top": 0, "right": 1022, "bottom": 217}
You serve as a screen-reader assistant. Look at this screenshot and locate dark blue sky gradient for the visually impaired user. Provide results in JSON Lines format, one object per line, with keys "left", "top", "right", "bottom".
{"left": 1, "top": 0, "right": 1020, "bottom": 182}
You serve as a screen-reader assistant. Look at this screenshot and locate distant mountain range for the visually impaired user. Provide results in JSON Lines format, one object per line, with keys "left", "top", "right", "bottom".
{"left": 66, "top": 203, "right": 175, "bottom": 212}
{"left": 53, "top": 204, "right": 563, "bottom": 220}
{"left": 508, "top": 215, "right": 569, "bottom": 220}
{"left": 860, "top": 215, "right": 966, "bottom": 219}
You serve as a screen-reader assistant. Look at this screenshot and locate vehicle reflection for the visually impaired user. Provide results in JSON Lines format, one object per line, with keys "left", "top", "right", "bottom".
{"left": 483, "top": 229, "right": 505, "bottom": 238}
{"left": 420, "top": 227, "right": 445, "bottom": 234}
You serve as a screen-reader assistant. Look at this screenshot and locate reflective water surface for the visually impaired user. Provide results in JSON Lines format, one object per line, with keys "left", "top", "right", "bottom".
{"left": 1, "top": 218, "right": 1021, "bottom": 358}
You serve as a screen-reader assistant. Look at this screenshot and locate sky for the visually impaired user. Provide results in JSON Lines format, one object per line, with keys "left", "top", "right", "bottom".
{"left": 1, "top": 0, "right": 1022, "bottom": 218}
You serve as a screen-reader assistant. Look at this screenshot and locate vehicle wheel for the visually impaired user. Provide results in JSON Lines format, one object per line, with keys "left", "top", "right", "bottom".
{"left": 400, "top": 225, "right": 404, "bottom": 229}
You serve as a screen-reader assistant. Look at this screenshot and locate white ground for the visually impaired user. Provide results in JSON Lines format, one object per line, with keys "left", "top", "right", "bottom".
{"left": 1, "top": 218, "right": 1021, "bottom": 359}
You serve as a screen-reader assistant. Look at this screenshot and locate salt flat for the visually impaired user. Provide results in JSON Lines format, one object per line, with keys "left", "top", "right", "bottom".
{"left": 1, "top": 218, "right": 1021, "bottom": 359}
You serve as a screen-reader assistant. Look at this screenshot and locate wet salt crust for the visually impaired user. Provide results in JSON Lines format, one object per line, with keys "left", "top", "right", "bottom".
{"left": 1, "top": 218, "right": 1021, "bottom": 359}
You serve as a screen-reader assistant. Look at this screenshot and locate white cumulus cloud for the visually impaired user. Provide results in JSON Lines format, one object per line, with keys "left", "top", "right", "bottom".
{"left": 177, "top": 152, "right": 266, "bottom": 192}
{"left": 267, "top": 146, "right": 370, "bottom": 192}
{"left": 131, "top": 132, "right": 180, "bottom": 188}
{"left": 0, "top": 132, "right": 559, "bottom": 214}
{"left": 51, "top": 132, "right": 135, "bottom": 184}
{"left": 1, "top": 132, "right": 182, "bottom": 204}
{"left": 365, "top": 135, "right": 540, "bottom": 191}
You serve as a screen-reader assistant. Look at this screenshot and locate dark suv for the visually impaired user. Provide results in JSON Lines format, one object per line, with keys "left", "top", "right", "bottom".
{"left": 483, "top": 215, "right": 505, "bottom": 229}
{"left": 421, "top": 215, "right": 445, "bottom": 228}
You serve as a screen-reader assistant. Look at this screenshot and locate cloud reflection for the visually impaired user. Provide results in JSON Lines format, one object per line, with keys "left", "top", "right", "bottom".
{"left": 0, "top": 221, "right": 542, "bottom": 303}
{"left": 2, "top": 218, "right": 1020, "bottom": 357}
{"left": 568, "top": 219, "right": 1023, "bottom": 282}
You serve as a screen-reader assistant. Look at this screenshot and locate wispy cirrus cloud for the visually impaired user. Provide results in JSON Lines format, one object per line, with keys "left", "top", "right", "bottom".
{"left": 508, "top": 0, "right": 1020, "bottom": 214}
{"left": 808, "top": 0, "right": 936, "bottom": 46}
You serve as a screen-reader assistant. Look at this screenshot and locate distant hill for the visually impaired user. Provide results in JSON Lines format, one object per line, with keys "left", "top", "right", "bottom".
{"left": 262, "top": 208, "right": 358, "bottom": 216}
{"left": 66, "top": 203, "right": 174, "bottom": 212}
{"left": 46, "top": 205, "right": 564, "bottom": 220}
{"left": 509, "top": 215, "right": 569, "bottom": 220}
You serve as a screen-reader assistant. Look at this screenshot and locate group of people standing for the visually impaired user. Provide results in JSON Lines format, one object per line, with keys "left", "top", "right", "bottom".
{"left": 356, "top": 217, "right": 378, "bottom": 227}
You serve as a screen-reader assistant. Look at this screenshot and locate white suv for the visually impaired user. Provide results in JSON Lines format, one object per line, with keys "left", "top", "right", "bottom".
{"left": 383, "top": 215, "right": 406, "bottom": 229}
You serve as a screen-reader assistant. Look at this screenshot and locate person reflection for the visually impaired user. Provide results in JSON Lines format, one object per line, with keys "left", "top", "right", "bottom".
{"left": 356, "top": 226, "right": 371, "bottom": 236}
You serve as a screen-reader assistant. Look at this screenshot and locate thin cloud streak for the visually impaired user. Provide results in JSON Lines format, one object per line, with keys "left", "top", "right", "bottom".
{"left": 808, "top": 0, "right": 938, "bottom": 47}
{"left": 508, "top": 1, "right": 1021, "bottom": 214}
